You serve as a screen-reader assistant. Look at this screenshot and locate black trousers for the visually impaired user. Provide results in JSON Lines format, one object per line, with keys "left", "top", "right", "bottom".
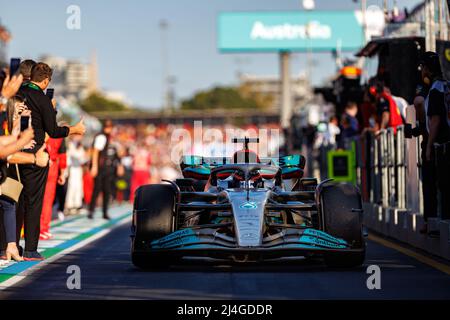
{"left": 89, "top": 169, "right": 113, "bottom": 217}
{"left": 422, "top": 158, "right": 438, "bottom": 221}
{"left": 56, "top": 182, "right": 67, "bottom": 212}
{"left": 0, "top": 204, "right": 5, "bottom": 251}
{"left": 16, "top": 164, "right": 49, "bottom": 251}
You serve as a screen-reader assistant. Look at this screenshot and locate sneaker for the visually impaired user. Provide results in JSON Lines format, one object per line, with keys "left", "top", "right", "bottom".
{"left": 0, "top": 250, "right": 6, "bottom": 260}
{"left": 58, "top": 211, "right": 65, "bottom": 221}
{"left": 103, "top": 215, "right": 111, "bottom": 220}
{"left": 23, "top": 251, "right": 45, "bottom": 261}
{"left": 39, "top": 233, "right": 50, "bottom": 241}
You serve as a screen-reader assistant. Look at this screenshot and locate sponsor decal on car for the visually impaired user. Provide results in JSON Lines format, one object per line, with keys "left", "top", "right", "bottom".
{"left": 151, "top": 229, "right": 198, "bottom": 248}
{"left": 299, "top": 235, "right": 347, "bottom": 249}
{"left": 241, "top": 232, "right": 258, "bottom": 240}
{"left": 239, "top": 201, "right": 258, "bottom": 209}
{"left": 302, "top": 229, "right": 347, "bottom": 245}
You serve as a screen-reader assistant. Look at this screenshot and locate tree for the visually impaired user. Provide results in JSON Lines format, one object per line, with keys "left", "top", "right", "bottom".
{"left": 79, "top": 92, "right": 129, "bottom": 113}
{"left": 180, "top": 86, "right": 271, "bottom": 110}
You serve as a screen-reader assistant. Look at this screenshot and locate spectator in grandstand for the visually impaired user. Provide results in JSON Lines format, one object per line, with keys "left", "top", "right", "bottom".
{"left": 419, "top": 52, "right": 450, "bottom": 226}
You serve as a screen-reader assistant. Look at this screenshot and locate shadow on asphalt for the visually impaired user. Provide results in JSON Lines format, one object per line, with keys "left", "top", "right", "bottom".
{"left": 127, "top": 256, "right": 367, "bottom": 274}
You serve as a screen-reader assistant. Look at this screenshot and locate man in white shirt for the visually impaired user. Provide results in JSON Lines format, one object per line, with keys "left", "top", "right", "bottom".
{"left": 88, "top": 120, "right": 122, "bottom": 220}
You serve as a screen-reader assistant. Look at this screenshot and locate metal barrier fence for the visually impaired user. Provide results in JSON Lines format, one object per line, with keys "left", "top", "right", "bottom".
{"left": 355, "top": 126, "right": 407, "bottom": 210}
{"left": 352, "top": 122, "right": 449, "bottom": 260}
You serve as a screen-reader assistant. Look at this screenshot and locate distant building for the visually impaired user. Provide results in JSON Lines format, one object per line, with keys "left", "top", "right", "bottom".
{"left": 384, "top": 1, "right": 448, "bottom": 39}
{"left": 39, "top": 52, "right": 98, "bottom": 100}
{"left": 238, "top": 73, "right": 312, "bottom": 111}
{"left": 65, "top": 60, "right": 90, "bottom": 97}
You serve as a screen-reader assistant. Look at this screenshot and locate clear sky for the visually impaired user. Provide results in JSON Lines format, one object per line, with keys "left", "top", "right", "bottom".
{"left": 1, "top": 0, "right": 421, "bottom": 109}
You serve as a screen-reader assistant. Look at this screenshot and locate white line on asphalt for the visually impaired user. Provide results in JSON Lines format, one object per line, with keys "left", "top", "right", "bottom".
{"left": 0, "top": 216, "right": 131, "bottom": 291}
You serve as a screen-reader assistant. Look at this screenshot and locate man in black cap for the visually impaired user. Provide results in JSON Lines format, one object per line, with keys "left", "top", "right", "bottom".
{"left": 419, "top": 51, "right": 450, "bottom": 233}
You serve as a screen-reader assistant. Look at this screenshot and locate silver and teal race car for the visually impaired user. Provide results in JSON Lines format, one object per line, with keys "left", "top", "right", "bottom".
{"left": 131, "top": 138, "right": 365, "bottom": 269}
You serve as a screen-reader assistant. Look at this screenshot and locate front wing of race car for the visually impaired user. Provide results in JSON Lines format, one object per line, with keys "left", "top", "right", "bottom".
{"left": 137, "top": 227, "right": 364, "bottom": 261}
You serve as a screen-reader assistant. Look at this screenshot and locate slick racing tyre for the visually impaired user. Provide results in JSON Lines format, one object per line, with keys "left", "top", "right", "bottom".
{"left": 131, "top": 184, "right": 177, "bottom": 269}
{"left": 318, "top": 182, "right": 365, "bottom": 268}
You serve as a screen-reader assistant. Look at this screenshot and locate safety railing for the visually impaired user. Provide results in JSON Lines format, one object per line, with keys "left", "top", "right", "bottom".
{"left": 356, "top": 126, "right": 407, "bottom": 210}
{"left": 354, "top": 124, "right": 449, "bottom": 260}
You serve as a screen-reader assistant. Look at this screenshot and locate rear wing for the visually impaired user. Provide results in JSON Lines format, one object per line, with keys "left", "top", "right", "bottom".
{"left": 180, "top": 154, "right": 305, "bottom": 181}
{"left": 180, "top": 154, "right": 305, "bottom": 169}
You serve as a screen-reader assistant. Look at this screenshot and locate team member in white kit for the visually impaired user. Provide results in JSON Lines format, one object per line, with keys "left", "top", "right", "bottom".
{"left": 65, "top": 136, "right": 87, "bottom": 215}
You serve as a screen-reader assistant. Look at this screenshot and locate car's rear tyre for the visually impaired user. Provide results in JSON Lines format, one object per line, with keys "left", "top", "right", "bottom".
{"left": 318, "top": 182, "right": 365, "bottom": 268}
{"left": 131, "top": 184, "right": 177, "bottom": 269}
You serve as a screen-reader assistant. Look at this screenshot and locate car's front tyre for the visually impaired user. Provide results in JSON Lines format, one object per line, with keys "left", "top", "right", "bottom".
{"left": 318, "top": 182, "right": 365, "bottom": 268}
{"left": 131, "top": 184, "right": 177, "bottom": 269}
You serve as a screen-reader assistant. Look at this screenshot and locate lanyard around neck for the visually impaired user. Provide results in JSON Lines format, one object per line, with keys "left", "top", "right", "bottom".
{"left": 26, "top": 82, "right": 42, "bottom": 92}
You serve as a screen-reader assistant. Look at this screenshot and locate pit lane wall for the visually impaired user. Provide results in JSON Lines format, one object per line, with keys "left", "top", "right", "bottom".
{"left": 356, "top": 106, "right": 450, "bottom": 260}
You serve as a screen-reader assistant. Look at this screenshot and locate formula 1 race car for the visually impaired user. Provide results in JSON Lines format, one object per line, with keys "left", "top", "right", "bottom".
{"left": 131, "top": 138, "right": 365, "bottom": 269}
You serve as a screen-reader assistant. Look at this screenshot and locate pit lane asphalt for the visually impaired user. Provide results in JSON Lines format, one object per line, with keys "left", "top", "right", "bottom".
{"left": 1, "top": 221, "right": 450, "bottom": 300}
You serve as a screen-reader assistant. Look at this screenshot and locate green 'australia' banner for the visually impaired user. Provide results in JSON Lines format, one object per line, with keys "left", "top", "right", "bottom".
{"left": 218, "top": 11, "right": 364, "bottom": 52}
